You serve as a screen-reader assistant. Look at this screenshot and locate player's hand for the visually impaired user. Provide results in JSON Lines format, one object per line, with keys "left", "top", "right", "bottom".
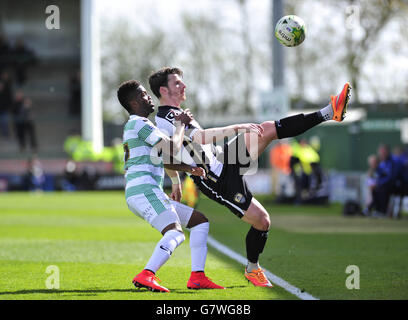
{"left": 184, "top": 109, "right": 194, "bottom": 121}
{"left": 190, "top": 166, "right": 207, "bottom": 179}
{"left": 239, "top": 123, "right": 264, "bottom": 137}
{"left": 170, "top": 183, "right": 182, "bottom": 202}
{"left": 174, "top": 110, "right": 193, "bottom": 126}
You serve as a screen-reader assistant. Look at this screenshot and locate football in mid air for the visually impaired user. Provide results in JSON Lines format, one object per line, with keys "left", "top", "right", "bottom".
{"left": 275, "top": 15, "right": 306, "bottom": 47}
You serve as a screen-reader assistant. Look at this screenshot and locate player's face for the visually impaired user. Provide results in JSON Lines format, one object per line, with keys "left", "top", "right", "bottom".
{"left": 137, "top": 86, "right": 154, "bottom": 114}
{"left": 165, "top": 74, "right": 186, "bottom": 105}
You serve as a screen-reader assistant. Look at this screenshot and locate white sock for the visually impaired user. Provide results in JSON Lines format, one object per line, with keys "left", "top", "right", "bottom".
{"left": 246, "top": 262, "right": 260, "bottom": 273}
{"left": 145, "top": 230, "right": 185, "bottom": 273}
{"left": 319, "top": 104, "right": 333, "bottom": 121}
{"left": 189, "top": 222, "right": 209, "bottom": 272}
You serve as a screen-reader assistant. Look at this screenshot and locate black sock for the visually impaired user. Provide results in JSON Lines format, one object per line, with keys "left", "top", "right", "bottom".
{"left": 246, "top": 226, "right": 269, "bottom": 264}
{"left": 275, "top": 112, "right": 323, "bottom": 139}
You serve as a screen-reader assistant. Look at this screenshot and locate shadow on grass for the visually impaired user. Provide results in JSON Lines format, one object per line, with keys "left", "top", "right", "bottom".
{"left": 0, "top": 285, "right": 249, "bottom": 296}
{"left": 0, "top": 288, "right": 136, "bottom": 296}
{"left": 170, "top": 285, "right": 247, "bottom": 294}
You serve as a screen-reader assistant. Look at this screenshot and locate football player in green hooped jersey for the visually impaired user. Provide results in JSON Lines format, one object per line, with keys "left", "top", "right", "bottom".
{"left": 117, "top": 80, "right": 225, "bottom": 292}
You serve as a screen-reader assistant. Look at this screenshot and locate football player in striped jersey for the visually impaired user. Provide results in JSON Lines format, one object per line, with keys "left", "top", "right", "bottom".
{"left": 117, "top": 80, "right": 225, "bottom": 292}
{"left": 149, "top": 67, "right": 351, "bottom": 287}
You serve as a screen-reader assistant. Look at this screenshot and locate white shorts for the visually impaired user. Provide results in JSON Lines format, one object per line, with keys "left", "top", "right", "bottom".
{"left": 126, "top": 188, "right": 194, "bottom": 233}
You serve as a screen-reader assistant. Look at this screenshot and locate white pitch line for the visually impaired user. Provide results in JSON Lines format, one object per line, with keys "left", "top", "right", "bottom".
{"left": 207, "top": 235, "right": 319, "bottom": 300}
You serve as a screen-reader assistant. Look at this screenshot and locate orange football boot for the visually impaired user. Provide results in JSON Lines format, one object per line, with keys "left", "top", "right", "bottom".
{"left": 245, "top": 268, "right": 273, "bottom": 288}
{"left": 331, "top": 82, "right": 352, "bottom": 122}
{"left": 132, "top": 269, "right": 169, "bottom": 293}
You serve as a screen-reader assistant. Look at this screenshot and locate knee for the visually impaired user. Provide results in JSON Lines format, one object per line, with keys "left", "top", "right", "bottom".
{"left": 177, "top": 232, "right": 186, "bottom": 245}
{"left": 165, "top": 229, "right": 186, "bottom": 246}
{"left": 258, "top": 215, "right": 270, "bottom": 231}
{"left": 250, "top": 212, "right": 270, "bottom": 231}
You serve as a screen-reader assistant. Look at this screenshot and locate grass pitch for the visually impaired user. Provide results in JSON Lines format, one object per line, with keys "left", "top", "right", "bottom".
{"left": 0, "top": 192, "right": 407, "bottom": 300}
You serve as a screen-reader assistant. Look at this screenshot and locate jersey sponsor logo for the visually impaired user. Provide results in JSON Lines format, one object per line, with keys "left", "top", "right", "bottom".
{"left": 234, "top": 193, "right": 246, "bottom": 204}
{"left": 165, "top": 110, "right": 182, "bottom": 122}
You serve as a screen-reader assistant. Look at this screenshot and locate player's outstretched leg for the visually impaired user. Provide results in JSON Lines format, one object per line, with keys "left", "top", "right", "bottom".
{"left": 240, "top": 83, "right": 352, "bottom": 288}
{"left": 245, "top": 82, "right": 352, "bottom": 160}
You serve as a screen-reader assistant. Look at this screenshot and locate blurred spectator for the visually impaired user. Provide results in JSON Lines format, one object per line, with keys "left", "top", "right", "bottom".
{"left": 108, "top": 138, "right": 125, "bottom": 174}
{"left": 392, "top": 146, "right": 408, "bottom": 191}
{"left": 12, "top": 91, "right": 38, "bottom": 153}
{"left": 0, "top": 81, "right": 7, "bottom": 137}
{"left": 0, "top": 82, "right": 10, "bottom": 138}
{"left": 12, "top": 90, "right": 24, "bottom": 141}
{"left": 23, "top": 157, "right": 45, "bottom": 191}
{"left": 68, "top": 70, "right": 81, "bottom": 116}
{"left": 72, "top": 140, "right": 99, "bottom": 162}
{"left": 306, "top": 162, "right": 329, "bottom": 205}
{"left": 12, "top": 39, "right": 37, "bottom": 87}
{"left": 290, "top": 139, "right": 320, "bottom": 204}
{"left": 0, "top": 34, "right": 12, "bottom": 73}
{"left": 371, "top": 144, "right": 399, "bottom": 216}
{"left": 60, "top": 161, "right": 99, "bottom": 191}
{"left": 269, "top": 141, "right": 292, "bottom": 195}
{"left": 402, "top": 146, "right": 408, "bottom": 192}
{"left": 64, "top": 132, "right": 82, "bottom": 158}
{"left": 78, "top": 166, "right": 98, "bottom": 190}
{"left": 0, "top": 71, "right": 14, "bottom": 138}
{"left": 387, "top": 145, "right": 408, "bottom": 218}
{"left": 60, "top": 160, "right": 79, "bottom": 191}
{"left": 362, "top": 154, "right": 379, "bottom": 216}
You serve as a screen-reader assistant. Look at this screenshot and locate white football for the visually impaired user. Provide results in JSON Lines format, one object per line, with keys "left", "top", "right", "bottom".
{"left": 275, "top": 15, "right": 306, "bottom": 47}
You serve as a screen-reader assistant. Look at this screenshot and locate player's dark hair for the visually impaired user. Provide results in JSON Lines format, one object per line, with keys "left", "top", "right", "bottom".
{"left": 149, "top": 67, "right": 183, "bottom": 99}
{"left": 117, "top": 80, "right": 141, "bottom": 114}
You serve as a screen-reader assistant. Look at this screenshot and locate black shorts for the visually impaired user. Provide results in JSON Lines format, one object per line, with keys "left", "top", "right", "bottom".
{"left": 191, "top": 134, "right": 254, "bottom": 218}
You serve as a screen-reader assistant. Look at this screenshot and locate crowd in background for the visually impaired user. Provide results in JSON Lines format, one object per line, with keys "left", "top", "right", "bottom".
{"left": 364, "top": 144, "right": 408, "bottom": 217}
{"left": 269, "top": 137, "right": 329, "bottom": 205}
{"left": 21, "top": 157, "right": 100, "bottom": 192}
{"left": 0, "top": 34, "right": 38, "bottom": 154}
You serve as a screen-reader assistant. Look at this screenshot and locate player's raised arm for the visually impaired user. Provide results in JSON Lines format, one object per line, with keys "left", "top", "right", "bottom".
{"left": 191, "top": 121, "right": 264, "bottom": 145}
{"left": 164, "top": 164, "right": 206, "bottom": 178}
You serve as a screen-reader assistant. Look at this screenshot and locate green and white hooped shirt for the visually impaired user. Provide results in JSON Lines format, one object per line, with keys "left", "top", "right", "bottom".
{"left": 123, "top": 115, "right": 167, "bottom": 200}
